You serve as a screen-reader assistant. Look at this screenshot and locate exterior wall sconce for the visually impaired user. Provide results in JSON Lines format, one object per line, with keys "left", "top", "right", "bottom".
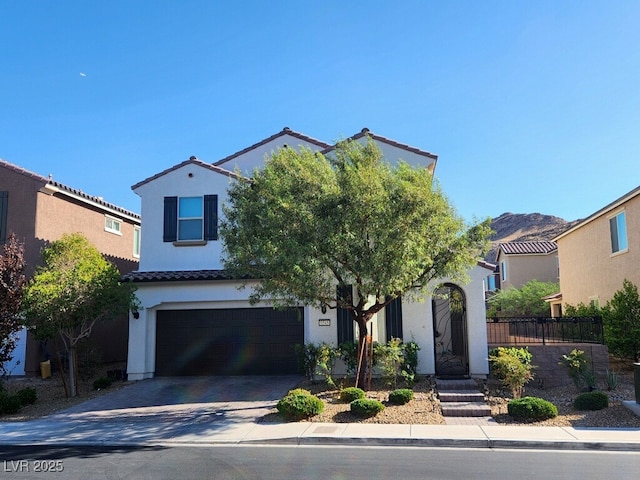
{"left": 321, "top": 305, "right": 327, "bottom": 314}
{"left": 132, "top": 311, "right": 140, "bottom": 319}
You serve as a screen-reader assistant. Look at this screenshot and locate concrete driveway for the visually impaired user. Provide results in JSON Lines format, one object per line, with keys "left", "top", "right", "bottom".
{"left": 52, "top": 376, "right": 302, "bottom": 424}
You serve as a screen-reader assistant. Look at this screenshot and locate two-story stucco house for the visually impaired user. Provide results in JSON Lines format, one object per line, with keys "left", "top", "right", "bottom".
{"left": 0, "top": 159, "right": 141, "bottom": 376}
{"left": 125, "top": 128, "right": 492, "bottom": 381}
{"left": 494, "top": 241, "right": 559, "bottom": 291}
{"left": 551, "top": 185, "right": 640, "bottom": 314}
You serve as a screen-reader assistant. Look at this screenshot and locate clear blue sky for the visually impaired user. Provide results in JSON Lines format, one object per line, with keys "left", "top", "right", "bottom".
{"left": 2, "top": 1, "right": 639, "bottom": 223}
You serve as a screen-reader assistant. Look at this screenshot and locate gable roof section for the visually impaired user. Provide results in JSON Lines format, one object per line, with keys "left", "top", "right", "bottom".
{"left": 554, "top": 184, "right": 640, "bottom": 241}
{"left": 1, "top": 158, "right": 140, "bottom": 222}
{"left": 214, "top": 127, "right": 332, "bottom": 167}
{"left": 131, "top": 156, "right": 248, "bottom": 191}
{"left": 498, "top": 241, "right": 557, "bottom": 255}
{"left": 322, "top": 128, "right": 438, "bottom": 167}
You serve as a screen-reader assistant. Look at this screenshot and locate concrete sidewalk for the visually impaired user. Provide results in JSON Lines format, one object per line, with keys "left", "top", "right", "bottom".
{"left": 0, "top": 406, "right": 638, "bottom": 451}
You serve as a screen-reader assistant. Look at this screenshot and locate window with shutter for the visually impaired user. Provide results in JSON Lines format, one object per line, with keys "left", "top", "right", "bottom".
{"left": 163, "top": 195, "right": 218, "bottom": 243}
{"left": 385, "top": 296, "right": 403, "bottom": 342}
{"left": 337, "top": 285, "right": 354, "bottom": 344}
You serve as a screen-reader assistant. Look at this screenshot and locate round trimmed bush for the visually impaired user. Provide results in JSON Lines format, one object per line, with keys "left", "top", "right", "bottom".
{"left": 350, "top": 398, "right": 385, "bottom": 418}
{"left": 0, "top": 393, "right": 22, "bottom": 415}
{"left": 276, "top": 391, "right": 324, "bottom": 420}
{"left": 507, "top": 396, "right": 558, "bottom": 421}
{"left": 93, "top": 377, "right": 113, "bottom": 390}
{"left": 388, "top": 388, "right": 414, "bottom": 405}
{"left": 15, "top": 387, "right": 37, "bottom": 406}
{"left": 287, "top": 388, "right": 312, "bottom": 396}
{"left": 340, "top": 387, "right": 365, "bottom": 402}
{"left": 574, "top": 391, "right": 609, "bottom": 411}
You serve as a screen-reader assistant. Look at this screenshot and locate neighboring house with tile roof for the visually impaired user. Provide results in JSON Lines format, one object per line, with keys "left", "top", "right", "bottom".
{"left": 551, "top": 185, "right": 640, "bottom": 315}
{"left": 125, "top": 128, "right": 492, "bottom": 381}
{"left": 491, "top": 241, "right": 559, "bottom": 293}
{"left": 0, "top": 158, "right": 141, "bottom": 376}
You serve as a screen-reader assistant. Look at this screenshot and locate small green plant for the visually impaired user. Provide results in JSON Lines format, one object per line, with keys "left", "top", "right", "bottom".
{"left": 606, "top": 369, "right": 619, "bottom": 391}
{"left": 340, "top": 387, "right": 365, "bottom": 402}
{"left": 388, "top": 388, "right": 413, "bottom": 405}
{"left": 489, "top": 347, "right": 535, "bottom": 398}
{"left": 338, "top": 341, "right": 359, "bottom": 377}
{"left": 15, "top": 387, "right": 37, "bottom": 406}
{"left": 350, "top": 398, "right": 385, "bottom": 417}
{"left": 294, "top": 342, "right": 337, "bottom": 386}
{"left": 93, "top": 377, "right": 113, "bottom": 390}
{"left": 0, "top": 393, "right": 22, "bottom": 415}
{"left": 559, "top": 349, "right": 595, "bottom": 390}
{"left": 287, "top": 388, "right": 312, "bottom": 396}
{"left": 375, "top": 338, "right": 404, "bottom": 387}
{"left": 276, "top": 390, "right": 324, "bottom": 420}
{"left": 507, "top": 397, "right": 558, "bottom": 420}
{"left": 401, "top": 341, "right": 420, "bottom": 387}
{"left": 574, "top": 391, "right": 609, "bottom": 411}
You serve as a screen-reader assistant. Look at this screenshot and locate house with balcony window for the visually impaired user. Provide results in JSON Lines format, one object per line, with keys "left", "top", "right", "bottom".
{"left": 0, "top": 159, "right": 140, "bottom": 375}
{"left": 551, "top": 185, "right": 640, "bottom": 315}
{"left": 125, "top": 128, "right": 493, "bottom": 381}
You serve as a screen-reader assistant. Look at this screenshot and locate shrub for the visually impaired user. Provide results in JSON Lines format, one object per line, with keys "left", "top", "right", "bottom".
{"left": 350, "top": 398, "right": 385, "bottom": 417}
{"left": 401, "top": 341, "right": 420, "bottom": 387}
{"left": 0, "top": 393, "right": 22, "bottom": 415}
{"left": 489, "top": 347, "right": 535, "bottom": 398}
{"left": 294, "top": 342, "right": 337, "bottom": 386}
{"left": 276, "top": 391, "right": 324, "bottom": 420}
{"left": 574, "top": 391, "right": 609, "bottom": 411}
{"left": 340, "top": 387, "right": 365, "bottom": 402}
{"left": 287, "top": 388, "right": 312, "bottom": 396}
{"left": 388, "top": 388, "right": 413, "bottom": 405}
{"left": 93, "top": 377, "right": 113, "bottom": 390}
{"left": 559, "top": 349, "right": 595, "bottom": 391}
{"left": 507, "top": 396, "right": 558, "bottom": 421}
{"left": 15, "top": 387, "right": 37, "bottom": 406}
{"left": 606, "top": 369, "right": 619, "bottom": 391}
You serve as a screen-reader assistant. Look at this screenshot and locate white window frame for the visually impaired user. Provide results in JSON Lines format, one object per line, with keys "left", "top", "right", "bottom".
{"left": 133, "top": 226, "right": 141, "bottom": 258}
{"left": 609, "top": 209, "right": 628, "bottom": 255}
{"left": 105, "top": 215, "right": 122, "bottom": 235}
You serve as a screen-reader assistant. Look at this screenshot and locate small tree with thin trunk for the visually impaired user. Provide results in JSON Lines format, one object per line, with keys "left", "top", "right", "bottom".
{"left": 221, "top": 137, "right": 491, "bottom": 388}
{"left": 0, "top": 233, "right": 27, "bottom": 375}
{"left": 22, "top": 233, "right": 139, "bottom": 396}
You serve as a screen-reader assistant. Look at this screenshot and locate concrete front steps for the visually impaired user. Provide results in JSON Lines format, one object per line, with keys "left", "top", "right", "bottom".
{"left": 436, "top": 378, "right": 492, "bottom": 418}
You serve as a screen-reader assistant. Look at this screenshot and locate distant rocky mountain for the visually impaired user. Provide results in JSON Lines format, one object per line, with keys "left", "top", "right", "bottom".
{"left": 485, "top": 212, "right": 581, "bottom": 263}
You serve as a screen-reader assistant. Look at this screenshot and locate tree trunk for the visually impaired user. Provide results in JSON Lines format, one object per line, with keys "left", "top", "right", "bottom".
{"left": 68, "top": 345, "right": 77, "bottom": 397}
{"left": 355, "top": 319, "right": 369, "bottom": 389}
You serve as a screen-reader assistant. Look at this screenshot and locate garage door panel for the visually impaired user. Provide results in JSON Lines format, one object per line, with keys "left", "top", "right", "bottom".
{"left": 155, "top": 307, "right": 303, "bottom": 376}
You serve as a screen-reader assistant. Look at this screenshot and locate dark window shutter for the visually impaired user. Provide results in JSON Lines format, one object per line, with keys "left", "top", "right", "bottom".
{"left": 337, "top": 285, "right": 354, "bottom": 344}
{"left": 0, "top": 191, "right": 7, "bottom": 244}
{"left": 385, "top": 296, "right": 403, "bottom": 342}
{"left": 204, "top": 194, "right": 218, "bottom": 241}
{"left": 163, "top": 196, "right": 177, "bottom": 242}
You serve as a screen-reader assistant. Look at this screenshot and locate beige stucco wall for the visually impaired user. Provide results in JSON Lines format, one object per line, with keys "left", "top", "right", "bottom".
{"left": 557, "top": 196, "right": 640, "bottom": 307}
{"left": 499, "top": 252, "right": 558, "bottom": 290}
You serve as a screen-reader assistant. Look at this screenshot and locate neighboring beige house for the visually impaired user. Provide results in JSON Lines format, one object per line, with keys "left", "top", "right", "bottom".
{"left": 552, "top": 185, "right": 640, "bottom": 313}
{"left": 0, "top": 159, "right": 141, "bottom": 375}
{"left": 493, "top": 241, "right": 558, "bottom": 291}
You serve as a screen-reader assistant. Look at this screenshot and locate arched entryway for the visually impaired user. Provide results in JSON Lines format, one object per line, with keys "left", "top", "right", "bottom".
{"left": 432, "top": 283, "right": 469, "bottom": 378}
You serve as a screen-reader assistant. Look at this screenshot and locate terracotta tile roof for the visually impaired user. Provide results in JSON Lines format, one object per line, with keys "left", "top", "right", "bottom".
{"left": 499, "top": 241, "right": 558, "bottom": 255}
{"left": 122, "top": 269, "right": 240, "bottom": 283}
{"left": 0, "top": 158, "right": 140, "bottom": 220}
{"left": 131, "top": 157, "right": 247, "bottom": 191}
{"left": 214, "top": 127, "right": 332, "bottom": 167}
{"left": 321, "top": 128, "right": 439, "bottom": 162}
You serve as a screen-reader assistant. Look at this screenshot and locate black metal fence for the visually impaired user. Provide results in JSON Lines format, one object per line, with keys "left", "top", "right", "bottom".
{"left": 486, "top": 316, "right": 604, "bottom": 346}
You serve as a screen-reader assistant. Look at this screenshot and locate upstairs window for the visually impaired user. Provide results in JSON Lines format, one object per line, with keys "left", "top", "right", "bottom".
{"left": 105, "top": 215, "right": 122, "bottom": 235}
{"left": 609, "top": 211, "right": 628, "bottom": 253}
{"left": 163, "top": 195, "right": 218, "bottom": 243}
{"left": 500, "top": 261, "right": 507, "bottom": 281}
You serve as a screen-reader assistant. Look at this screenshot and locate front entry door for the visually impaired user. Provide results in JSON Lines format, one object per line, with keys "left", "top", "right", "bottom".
{"left": 432, "top": 284, "right": 469, "bottom": 378}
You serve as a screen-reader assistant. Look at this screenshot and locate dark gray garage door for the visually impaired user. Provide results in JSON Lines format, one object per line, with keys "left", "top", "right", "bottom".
{"left": 155, "top": 308, "right": 303, "bottom": 376}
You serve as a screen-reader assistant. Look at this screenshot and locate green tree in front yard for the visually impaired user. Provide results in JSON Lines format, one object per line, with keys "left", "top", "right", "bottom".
{"left": 487, "top": 280, "right": 559, "bottom": 317}
{"left": 601, "top": 279, "right": 640, "bottom": 362}
{"left": 22, "top": 233, "right": 139, "bottom": 397}
{"left": 0, "top": 233, "right": 27, "bottom": 375}
{"left": 221, "top": 137, "right": 491, "bottom": 388}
